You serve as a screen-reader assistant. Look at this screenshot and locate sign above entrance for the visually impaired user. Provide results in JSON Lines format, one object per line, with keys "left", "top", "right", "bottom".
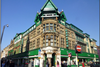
{"left": 14, "top": 35, "right": 22, "bottom": 44}
{"left": 38, "top": 50, "right": 41, "bottom": 58}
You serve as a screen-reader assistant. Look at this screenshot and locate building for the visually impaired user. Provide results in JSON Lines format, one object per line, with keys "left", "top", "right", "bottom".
{"left": 97, "top": 46, "right": 100, "bottom": 60}
{"left": 1, "top": 45, "right": 9, "bottom": 60}
{"left": 6, "top": 0, "right": 99, "bottom": 67}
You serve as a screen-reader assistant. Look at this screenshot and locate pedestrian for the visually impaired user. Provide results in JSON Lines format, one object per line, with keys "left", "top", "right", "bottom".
{"left": 11, "top": 61, "right": 15, "bottom": 67}
{"left": 90, "top": 61, "right": 93, "bottom": 67}
{"left": 32, "top": 59, "right": 34, "bottom": 67}
{"left": 61, "top": 61, "right": 64, "bottom": 67}
{"left": 46, "top": 60, "right": 49, "bottom": 67}
{"left": 9, "top": 60, "right": 12, "bottom": 67}
{"left": 57, "top": 61, "right": 59, "bottom": 67}
{"left": 64, "top": 61, "right": 67, "bottom": 67}
{"left": 82, "top": 62, "right": 85, "bottom": 67}
{"left": 2, "top": 61, "right": 6, "bottom": 67}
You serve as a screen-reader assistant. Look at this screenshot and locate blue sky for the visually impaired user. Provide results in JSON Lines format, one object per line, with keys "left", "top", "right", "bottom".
{"left": 1, "top": 0, "right": 99, "bottom": 50}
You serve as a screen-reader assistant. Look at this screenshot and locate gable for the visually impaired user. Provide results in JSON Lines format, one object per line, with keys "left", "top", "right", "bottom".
{"left": 41, "top": 0, "right": 58, "bottom": 11}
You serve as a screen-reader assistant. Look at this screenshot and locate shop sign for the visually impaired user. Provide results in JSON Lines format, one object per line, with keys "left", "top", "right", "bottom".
{"left": 37, "top": 21, "right": 40, "bottom": 25}
{"left": 14, "top": 35, "right": 22, "bottom": 44}
{"left": 23, "top": 25, "right": 36, "bottom": 37}
{"left": 60, "top": 20, "right": 65, "bottom": 25}
{"left": 47, "top": 54, "right": 52, "bottom": 58}
{"left": 38, "top": 50, "right": 41, "bottom": 58}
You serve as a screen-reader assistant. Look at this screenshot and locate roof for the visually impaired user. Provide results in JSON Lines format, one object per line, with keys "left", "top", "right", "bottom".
{"left": 41, "top": 0, "right": 58, "bottom": 11}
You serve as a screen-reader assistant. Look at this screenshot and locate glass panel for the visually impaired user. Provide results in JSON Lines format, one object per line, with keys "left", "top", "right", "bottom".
{"left": 46, "top": 27, "right": 49, "bottom": 30}
{"left": 50, "top": 23, "right": 53, "bottom": 26}
{"left": 54, "top": 28, "right": 56, "bottom": 32}
{"left": 46, "top": 35, "right": 48, "bottom": 38}
{"left": 43, "top": 28, "right": 45, "bottom": 31}
{"left": 51, "top": 35, "right": 53, "bottom": 38}
{"left": 54, "top": 43, "right": 56, "bottom": 46}
{"left": 54, "top": 24, "right": 56, "bottom": 27}
{"left": 51, "top": 43, "right": 53, "bottom": 46}
{"left": 54, "top": 36, "right": 56, "bottom": 39}
{"left": 46, "top": 23, "right": 49, "bottom": 26}
{"left": 43, "top": 24, "right": 45, "bottom": 27}
{"left": 43, "top": 44, "right": 45, "bottom": 46}
{"left": 46, "top": 43, "right": 48, "bottom": 46}
{"left": 46, "top": 39, "right": 48, "bottom": 42}
{"left": 50, "top": 27, "right": 53, "bottom": 30}
{"left": 51, "top": 39, "right": 53, "bottom": 42}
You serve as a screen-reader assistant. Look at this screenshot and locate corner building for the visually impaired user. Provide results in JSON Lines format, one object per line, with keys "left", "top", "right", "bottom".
{"left": 7, "top": 0, "right": 99, "bottom": 67}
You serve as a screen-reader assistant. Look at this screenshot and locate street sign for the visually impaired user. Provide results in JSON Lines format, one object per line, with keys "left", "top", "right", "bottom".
{"left": 76, "top": 45, "right": 81, "bottom": 52}
{"left": 38, "top": 49, "right": 41, "bottom": 58}
{"left": 68, "top": 53, "right": 72, "bottom": 57}
{"left": 75, "top": 45, "right": 82, "bottom": 53}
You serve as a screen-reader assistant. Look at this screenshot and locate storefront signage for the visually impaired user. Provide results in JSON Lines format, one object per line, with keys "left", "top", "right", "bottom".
{"left": 60, "top": 20, "right": 65, "bottom": 25}
{"left": 38, "top": 50, "right": 41, "bottom": 58}
{"left": 23, "top": 25, "right": 36, "bottom": 37}
{"left": 14, "top": 35, "right": 22, "bottom": 44}
{"left": 37, "top": 21, "right": 40, "bottom": 25}
{"left": 47, "top": 54, "right": 52, "bottom": 58}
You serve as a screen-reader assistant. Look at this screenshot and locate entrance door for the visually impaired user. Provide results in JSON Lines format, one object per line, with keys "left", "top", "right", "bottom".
{"left": 51, "top": 53, "right": 55, "bottom": 67}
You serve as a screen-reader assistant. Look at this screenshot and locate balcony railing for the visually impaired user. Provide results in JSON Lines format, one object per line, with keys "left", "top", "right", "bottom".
{"left": 76, "top": 38, "right": 87, "bottom": 45}
{"left": 43, "top": 30, "right": 56, "bottom": 33}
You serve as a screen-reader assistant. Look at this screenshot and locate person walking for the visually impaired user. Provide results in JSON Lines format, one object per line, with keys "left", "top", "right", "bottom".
{"left": 32, "top": 59, "right": 34, "bottom": 67}
{"left": 46, "top": 60, "right": 49, "bottom": 67}
{"left": 64, "top": 61, "right": 67, "bottom": 67}
{"left": 57, "top": 61, "right": 59, "bottom": 67}
{"left": 61, "top": 61, "right": 64, "bottom": 67}
{"left": 2, "top": 61, "right": 6, "bottom": 67}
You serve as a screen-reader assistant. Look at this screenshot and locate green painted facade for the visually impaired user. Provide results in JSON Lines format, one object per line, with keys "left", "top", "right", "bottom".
{"left": 60, "top": 48, "right": 99, "bottom": 58}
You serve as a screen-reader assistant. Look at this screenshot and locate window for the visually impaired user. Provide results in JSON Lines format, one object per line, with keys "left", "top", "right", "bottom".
{"left": 37, "top": 38, "right": 40, "bottom": 48}
{"left": 46, "top": 23, "right": 49, "bottom": 26}
{"left": 51, "top": 43, "right": 53, "bottom": 46}
{"left": 37, "top": 28, "right": 40, "bottom": 35}
{"left": 46, "top": 35, "right": 48, "bottom": 46}
{"left": 46, "top": 27, "right": 49, "bottom": 30}
{"left": 46, "top": 43, "right": 48, "bottom": 46}
{"left": 43, "top": 24, "right": 45, "bottom": 27}
{"left": 50, "top": 27, "right": 53, "bottom": 30}
{"left": 51, "top": 35, "right": 53, "bottom": 38}
{"left": 50, "top": 35, "right": 53, "bottom": 46}
{"left": 46, "top": 35, "right": 48, "bottom": 38}
{"left": 43, "top": 36, "right": 45, "bottom": 46}
{"left": 50, "top": 23, "right": 53, "bottom": 26}
{"left": 61, "top": 38, "right": 64, "bottom": 48}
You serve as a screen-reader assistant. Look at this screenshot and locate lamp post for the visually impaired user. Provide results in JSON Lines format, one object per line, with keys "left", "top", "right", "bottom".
{"left": 0, "top": 24, "right": 9, "bottom": 65}
{"left": 0, "top": 24, "right": 9, "bottom": 44}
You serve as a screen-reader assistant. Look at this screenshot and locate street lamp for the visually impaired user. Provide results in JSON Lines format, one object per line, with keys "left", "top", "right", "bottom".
{"left": 0, "top": 24, "right": 9, "bottom": 45}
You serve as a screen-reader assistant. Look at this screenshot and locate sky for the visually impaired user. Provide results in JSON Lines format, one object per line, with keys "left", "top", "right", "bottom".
{"left": 1, "top": 0, "right": 99, "bottom": 50}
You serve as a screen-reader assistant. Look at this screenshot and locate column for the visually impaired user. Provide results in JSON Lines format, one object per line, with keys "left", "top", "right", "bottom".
{"left": 76, "top": 54, "right": 78, "bottom": 65}
{"left": 48, "top": 58, "right": 51, "bottom": 67}
{"left": 40, "top": 58, "right": 43, "bottom": 67}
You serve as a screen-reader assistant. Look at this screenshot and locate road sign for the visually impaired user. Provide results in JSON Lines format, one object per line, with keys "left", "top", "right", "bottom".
{"left": 76, "top": 45, "right": 81, "bottom": 52}
{"left": 38, "top": 50, "right": 41, "bottom": 58}
{"left": 68, "top": 53, "right": 71, "bottom": 57}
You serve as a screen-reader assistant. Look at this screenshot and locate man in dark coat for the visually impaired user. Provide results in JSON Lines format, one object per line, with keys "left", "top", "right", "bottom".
{"left": 64, "top": 61, "right": 67, "bottom": 67}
